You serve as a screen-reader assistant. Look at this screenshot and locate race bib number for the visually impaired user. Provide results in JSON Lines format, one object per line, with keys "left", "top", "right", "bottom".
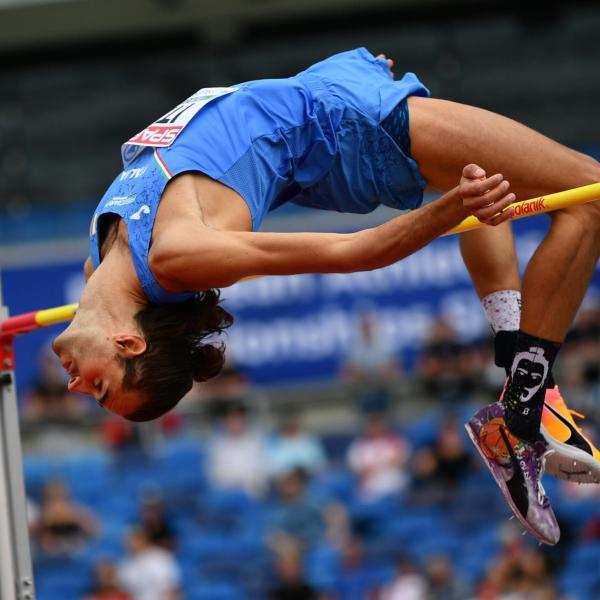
{"left": 121, "top": 87, "right": 238, "bottom": 166}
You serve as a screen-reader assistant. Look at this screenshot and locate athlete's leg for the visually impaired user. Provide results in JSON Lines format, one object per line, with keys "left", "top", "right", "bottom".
{"left": 407, "top": 97, "right": 600, "bottom": 541}
{"left": 408, "top": 95, "right": 600, "bottom": 342}
{"left": 408, "top": 96, "right": 600, "bottom": 200}
{"left": 459, "top": 222, "right": 520, "bottom": 299}
{"left": 459, "top": 223, "right": 522, "bottom": 378}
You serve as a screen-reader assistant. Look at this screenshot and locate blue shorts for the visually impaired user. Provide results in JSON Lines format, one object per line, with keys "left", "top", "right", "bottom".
{"left": 154, "top": 48, "right": 431, "bottom": 229}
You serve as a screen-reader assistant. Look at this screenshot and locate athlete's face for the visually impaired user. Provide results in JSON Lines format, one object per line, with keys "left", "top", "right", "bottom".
{"left": 52, "top": 324, "right": 145, "bottom": 418}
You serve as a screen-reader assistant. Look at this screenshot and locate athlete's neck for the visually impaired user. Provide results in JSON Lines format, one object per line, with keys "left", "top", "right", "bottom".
{"left": 78, "top": 240, "right": 146, "bottom": 331}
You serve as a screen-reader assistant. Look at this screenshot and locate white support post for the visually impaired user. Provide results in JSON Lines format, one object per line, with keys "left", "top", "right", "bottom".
{"left": 0, "top": 274, "right": 35, "bottom": 600}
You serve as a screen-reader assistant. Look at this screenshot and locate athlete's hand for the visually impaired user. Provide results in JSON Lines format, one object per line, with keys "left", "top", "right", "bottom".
{"left": 376, "top": 53, "right": 395, "bottom": 78}
{"left": 459, "top": 163, "right": 515, "bottom": 226}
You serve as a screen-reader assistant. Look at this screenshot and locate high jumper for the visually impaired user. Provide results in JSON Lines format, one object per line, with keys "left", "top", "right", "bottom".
{"left": 49, "top": 48, "right": 600, "bottom": 544}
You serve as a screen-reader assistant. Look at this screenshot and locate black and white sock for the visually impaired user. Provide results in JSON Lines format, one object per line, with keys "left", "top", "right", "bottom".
{"left": 482, "top": 290, "right": 555, "bottom": 387}
{"left": 503, "top": 331, "right": 561, "bottom": 442}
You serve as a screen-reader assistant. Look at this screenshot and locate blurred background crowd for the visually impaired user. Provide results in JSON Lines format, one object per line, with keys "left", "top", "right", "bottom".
{"left": 15, "top": 303, "right": 600, "bottom": 600}
{"left": 2, "top": 0, "right": 600, "bottom": 599}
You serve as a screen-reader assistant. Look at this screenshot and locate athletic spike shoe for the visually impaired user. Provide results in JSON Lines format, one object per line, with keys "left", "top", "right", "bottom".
{"left": 465, "top": 402, "right": 560, "bottom": 545}
{"left": 541, "top": 386, "right": 600, "bottom": 483}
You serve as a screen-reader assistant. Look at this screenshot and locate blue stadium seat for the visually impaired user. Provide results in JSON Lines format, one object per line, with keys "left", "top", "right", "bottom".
{"left": 310, "top": 468, "right": 355, "bottom": 504}
{"left": 454, "top": 527, "right": 500, "bottom": 584}
{"left": 184, "top": 579, "right": 245, "bottom": 600}
{"left": 35, "top": 557, "right": 92, "bottom": 600}
{"left": 410, "top": 531, "right": 461, "bottom": 561}
{"left": 381, "top": 507, "right": 445, "bottom": 547}
{"left": 401, "top": 412, "right": 441, "bottom": 449}
{"left": 558, "top": 570, "right": 600, "bottom": 600}
{"left": 563, "top": 541, "right": 600, "bottom": 576}
{"left": 305, "top": 543, "right": 340, "bottom": 588}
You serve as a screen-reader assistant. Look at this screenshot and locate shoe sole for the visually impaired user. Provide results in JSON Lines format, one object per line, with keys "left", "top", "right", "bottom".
{"left": 465, "top": 421, "right": 557, "bottom": 545}
{"left": 540, "top": 424, "right": 600, "bottom": 484}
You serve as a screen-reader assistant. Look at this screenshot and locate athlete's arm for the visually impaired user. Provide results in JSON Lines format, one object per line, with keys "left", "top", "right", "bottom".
{"left": 151, "top": 165, "right": 514, "bottom": 290}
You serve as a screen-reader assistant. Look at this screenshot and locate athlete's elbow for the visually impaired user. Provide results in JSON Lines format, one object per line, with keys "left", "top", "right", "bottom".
{"left": 149, "top": 244, "right": 206, "bottom": 290}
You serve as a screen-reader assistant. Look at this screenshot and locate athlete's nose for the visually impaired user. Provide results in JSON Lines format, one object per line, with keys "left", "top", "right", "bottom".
{"left": 51, "top": 336, "right": 62, "bottom": 356}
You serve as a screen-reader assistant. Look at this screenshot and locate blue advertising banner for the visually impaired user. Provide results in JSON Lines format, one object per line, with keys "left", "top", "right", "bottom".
{"left": 2, "top": 214, "right": 599, "bottom": 394}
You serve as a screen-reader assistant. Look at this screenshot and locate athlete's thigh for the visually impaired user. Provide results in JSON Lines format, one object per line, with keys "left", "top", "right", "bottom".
{"left": 407, "top": 96, "right": 600, "bottom": 200}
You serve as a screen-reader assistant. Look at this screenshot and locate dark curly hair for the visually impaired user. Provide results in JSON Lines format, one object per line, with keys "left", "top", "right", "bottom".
{"left": 120, "top": 290, "right": 233, "bottom": 422}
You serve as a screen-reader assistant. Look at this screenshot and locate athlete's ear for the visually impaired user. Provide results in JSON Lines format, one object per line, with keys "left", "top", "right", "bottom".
{"left": 113, "top": 335, "right": 147, "bottom": 357}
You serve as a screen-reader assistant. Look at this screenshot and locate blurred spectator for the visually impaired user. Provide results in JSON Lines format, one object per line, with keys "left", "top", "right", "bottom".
{"left": 268, "top": 546, "right": 319, "bottom": 600}
{"left": 206, "top": 400, "right": 268, "bottom": 497}
{"left": 340, "top": 311, "right": 402, "bottom": 413}
{"left": 478, "top": 525, "right": 559, "bottom": 600}
{"left": 100, "top": 417, "right": 145, "bottom": 459}
{"left": 558, "top": 298, "right": 600, "bottom": 417}
{"left": 424, "top": 555, "right": 470, "bottom": 600}
{"left": 378, "top": 557, "right": 427, "bottom": 600}
{"left": 36, "top": 479, "right": 97, "bottom": 557}
{"left": 330, "top": 537, "right": 379, "bottom": 600}
{"left": 184, "top": 359, "right": 251, "bottom": 415}
{"left": 573, "top": 481, "right": 600, "bottom": 541}
{"left": 138, "top": 494, "right": 176, "bottom": 552}
{"left": 411, "top": 415, "right": 473, "bottom": 504}
{"left": 117, "top": 527, "right": 181, "bottom": 600}
{"left": 323, "top": 502, "right": 352, "bottom": 549}
{"left": 267, "top": 413, "right": 327, "bottom": 479}
{"left": 347, "top": 413, "right": 410, "bottom": 500}
{"left": 564, "top": 298, "right": 600, "bottom": 358}
{"left": 269, "top": 467, "right": 325, "bottom": 551}
{"left": 23, "top": 342, "right": 89, "bottom": 423}
{"left": 21, "top": 343, "right": 90, "bottom": 454}
{"left": 417, "top": 318, "right": 485, "bottom": 403}
{"left": 82, "top": 559, "right": 134, "bottom": 600}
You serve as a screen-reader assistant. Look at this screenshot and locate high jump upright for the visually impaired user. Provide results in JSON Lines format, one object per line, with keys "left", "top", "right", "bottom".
{"left": 0, "top": 272, "right": 35, "bottom": 600}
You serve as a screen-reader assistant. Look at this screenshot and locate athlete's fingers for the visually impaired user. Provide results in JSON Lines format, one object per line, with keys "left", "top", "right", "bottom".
{"left": 376, "top": 53, "right": 395, "bottom": 75}
{"left": 474, "top": 191, "right": 516, "bottom": 221}
{"left": 466, "top": 180, "right": 511, "bottom": 209}
{"left": 462, "top": 163, "right": 486, "bottom": 180}
{"left": 482, "top": 204, "right": 515, "bottom": 227}
{"left": 461, "top": 174, "right": 505, "bottom": 199}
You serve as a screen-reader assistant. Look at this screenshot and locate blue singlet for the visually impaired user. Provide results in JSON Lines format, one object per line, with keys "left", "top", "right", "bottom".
{"left": 90, "top": 47, "right": 430, "bottom": 304}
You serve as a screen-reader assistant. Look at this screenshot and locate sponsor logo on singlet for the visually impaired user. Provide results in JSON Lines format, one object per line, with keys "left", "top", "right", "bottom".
{"left": 119, "top": 166, "right": 147, "bottom": 181}
{"left": 105, "top": 193, "right": 138, "bottom": 208}
{"left": 130, "top": 205, "right": 151, "bottom": 220}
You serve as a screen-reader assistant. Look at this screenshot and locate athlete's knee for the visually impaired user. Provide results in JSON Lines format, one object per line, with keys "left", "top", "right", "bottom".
{"left": 571, "top": 149, "right": 600, "bottom": 182}
{"left": 551, "top": 201, "right": 600, "bottom": 236}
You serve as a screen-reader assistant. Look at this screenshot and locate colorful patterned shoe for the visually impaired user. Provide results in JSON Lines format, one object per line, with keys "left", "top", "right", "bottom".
{"left": 541, "top": 386, "right": 600, "bottom": 483}
{"left": 465, "top": 402, "right": 560, "bottom": 545}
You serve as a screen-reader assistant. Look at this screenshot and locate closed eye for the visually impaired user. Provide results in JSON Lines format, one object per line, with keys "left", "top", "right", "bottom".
{"left": 93, "top": 380, "right": 108, "bottom": 407}
{"left": 97, "top": 391, "right": 109, "bottom": 407}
